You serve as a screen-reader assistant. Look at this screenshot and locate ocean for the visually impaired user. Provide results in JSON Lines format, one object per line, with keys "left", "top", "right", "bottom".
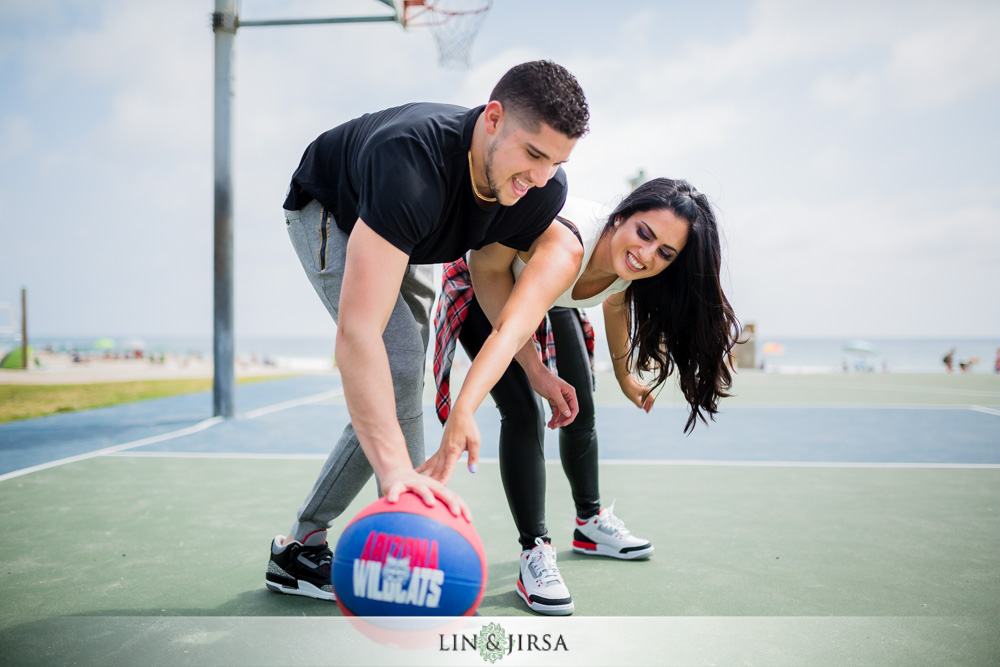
{"left": 9, "top": 335, "right": 999, "bottom": 375}
{"left": 6, "top": 335, "right": 339, "bottom": 372}
{"left": 740, "top": 337, "right": 999, "bottom": 374}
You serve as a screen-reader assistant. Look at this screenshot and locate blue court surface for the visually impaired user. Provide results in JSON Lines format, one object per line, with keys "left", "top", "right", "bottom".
{"left": 4, "top": 375, "right": 998, "bottom": 474}
{"left": 1, "top": 372, "right": 998, "bottom": 666}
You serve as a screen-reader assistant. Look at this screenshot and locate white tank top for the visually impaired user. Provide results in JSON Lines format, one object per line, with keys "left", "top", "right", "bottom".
{"left": 510, "top": 197, "right": 631, "bottom": 308}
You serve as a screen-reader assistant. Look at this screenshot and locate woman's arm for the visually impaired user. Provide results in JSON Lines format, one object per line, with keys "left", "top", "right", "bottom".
{"left": 465, "top": 246, "right": 552, "bottom": 388}
{"left": 417, "top": 222, "right": 583, "bottom": 483}
{"left": 603, "top": 293, "right": 655, "bottom": 412}
{"left": 464, "top": 225, "right": 583, "bottom": 423}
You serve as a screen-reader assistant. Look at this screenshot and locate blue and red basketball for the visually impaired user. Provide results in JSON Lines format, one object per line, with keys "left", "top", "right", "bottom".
{"left": 332, "top": 492, "right": 487, "bottom": 616}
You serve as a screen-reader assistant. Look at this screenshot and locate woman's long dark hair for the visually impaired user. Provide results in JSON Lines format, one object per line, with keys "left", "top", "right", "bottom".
{"left": 604, "top": 178, "right": 740, "bottom": 433}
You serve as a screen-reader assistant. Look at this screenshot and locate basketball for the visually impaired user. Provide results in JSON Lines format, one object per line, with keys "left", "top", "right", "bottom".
{"left": 333, "top": 492, "right": 487, "bottom": 616}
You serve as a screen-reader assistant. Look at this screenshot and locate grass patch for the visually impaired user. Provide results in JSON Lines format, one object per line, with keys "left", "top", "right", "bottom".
{"left": 0, "top": 375, "right": 295, "bottom": 424}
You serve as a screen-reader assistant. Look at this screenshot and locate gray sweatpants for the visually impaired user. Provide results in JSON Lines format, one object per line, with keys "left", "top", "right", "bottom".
{"left": 284, "top": 199, "right": 435, "bottom": 541}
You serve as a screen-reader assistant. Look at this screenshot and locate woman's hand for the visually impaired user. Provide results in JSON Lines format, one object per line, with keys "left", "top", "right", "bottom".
{"left": 416, "top": 408, "right": 480, "bottom": 486}
{"left": 619, "top": 373, "right": 655, "bottom": 413}
{"left": 526, "top": 365, "right": 579, "bottom": 429}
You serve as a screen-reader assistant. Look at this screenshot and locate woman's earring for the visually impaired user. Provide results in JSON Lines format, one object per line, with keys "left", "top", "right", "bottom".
{"left": 614, "top": 219, "right": 621, "bottom": 227}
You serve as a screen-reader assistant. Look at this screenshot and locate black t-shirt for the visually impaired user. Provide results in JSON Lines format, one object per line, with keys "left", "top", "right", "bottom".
{"left": 283, "top": 103, "right": 567, "bottom": 264}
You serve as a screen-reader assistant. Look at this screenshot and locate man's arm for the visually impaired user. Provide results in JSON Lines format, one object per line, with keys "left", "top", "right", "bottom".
{"left": 337, "top": 219, "right": 468, "bottom": 516}
{"left": 417, "top": 222, "right": 583, "bottom": 483}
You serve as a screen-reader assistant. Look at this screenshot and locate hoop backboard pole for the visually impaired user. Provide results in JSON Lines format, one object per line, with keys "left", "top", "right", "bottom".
{"left": 239, "top": 0, "right": 400, "bottom": 28}
{"left": 392, "top": 0, "right": 408, "bottom": 26}
{"left": 209, "top": 0, "right": 403, "bottom": 418}
{"left": 238, "top": 15, "right": 397, "bottom": 28}
{"left": 212, "top": 0, "right": 236, "bottom": 418}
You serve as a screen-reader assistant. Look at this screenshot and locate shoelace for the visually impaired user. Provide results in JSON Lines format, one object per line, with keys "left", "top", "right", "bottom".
{"left": 597, "top": 500, "right": 630, "bottom": 536}
{"left": 529, "top": 537, "right": 564, "bottom": 587}
{"left": 303, "top": 544, "right": 333, "bottom": 567}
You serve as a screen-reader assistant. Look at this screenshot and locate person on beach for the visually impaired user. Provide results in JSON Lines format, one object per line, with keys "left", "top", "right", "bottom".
{"left": 430, "top": 178, "right": 741, "bottom": 614}
{"left": 266, "top": 60, "right": 590, "bottom": 601}
{"left": 943, "top": 347, "right": 956, "bottom": 373}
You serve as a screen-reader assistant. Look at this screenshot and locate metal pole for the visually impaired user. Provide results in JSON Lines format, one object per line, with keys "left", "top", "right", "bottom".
{"left": 208, "top": 0, "right": 402, "bottom": 418}
{"left": 238, "top": 15, "right": 396, "bottom": 27}
{"left": 20, "top": 288, "right": 27, "bottom": 370}
{"left": 212, "top": 0, "right": 236, "bottom": 417}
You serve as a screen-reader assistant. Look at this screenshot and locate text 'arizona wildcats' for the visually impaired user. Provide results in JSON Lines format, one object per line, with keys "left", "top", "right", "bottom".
{"left": 352, "top": 530, "right": 445, "bottom": 608}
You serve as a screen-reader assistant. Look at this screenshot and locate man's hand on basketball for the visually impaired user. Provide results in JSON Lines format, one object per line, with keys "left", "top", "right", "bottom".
{"left": 416, "top": 408, "right": 481, "bottom": 486}
{"left": 380, "top": 467, "right": 470, "bottom": 521}
{"left": 528, "top": 366, "right": 579, "bottom": 429}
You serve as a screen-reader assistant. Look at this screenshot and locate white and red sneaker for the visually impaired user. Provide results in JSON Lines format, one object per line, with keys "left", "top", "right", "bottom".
{"left": 516, "top": 538, "right": 574, "bottom": 615}
{"left": 572, "top": 501, "right": 654, "bottom": 560}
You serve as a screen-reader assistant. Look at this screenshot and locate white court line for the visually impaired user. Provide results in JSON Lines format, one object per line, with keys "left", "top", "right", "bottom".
{"left": 970, "top": 405, "right": 1000, "bottom": 417}
{"left": 595, "top": 459, "right": 1000, "bottom": 469}
{"left": 0, "top": 388, "right": 344, "bottom": 483}
{"left": 746, "top": 383, "right": 1000, "bottom": 399}
{"left": 107, "top": 451, "right": 327, "bottom": 460}
{"left": 105, "top": 453, "right": 1000, "bottom": 469}
{"left": 718, "top": 403, "right": 988, "bottom": 411}
{"left": 242, "top": 388, "right": 343, "bottom": 419}
{"left": 0, "top": 416, "right": 224, "bottom": 482}
{"left": 502, "top": 458, "right": 1000, "bottom": 469}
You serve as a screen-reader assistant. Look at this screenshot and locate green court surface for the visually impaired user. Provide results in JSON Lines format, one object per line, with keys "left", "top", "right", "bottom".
{"left": 0, "top": 371, "right": 998, "bottom": 666}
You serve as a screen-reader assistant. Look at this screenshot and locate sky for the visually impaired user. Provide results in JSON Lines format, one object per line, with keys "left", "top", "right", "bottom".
{"left": 1, "top": 0, "right": 998, "bottom": 344}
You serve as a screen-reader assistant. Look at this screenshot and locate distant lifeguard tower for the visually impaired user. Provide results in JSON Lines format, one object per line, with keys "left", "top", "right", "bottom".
{"left": 734, "top": 322, "right": 756, "bottom": 370}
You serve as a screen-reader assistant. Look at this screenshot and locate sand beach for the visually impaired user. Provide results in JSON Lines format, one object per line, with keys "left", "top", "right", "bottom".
{"left": 0, "top": 350, "right": 332, "bottom": 385}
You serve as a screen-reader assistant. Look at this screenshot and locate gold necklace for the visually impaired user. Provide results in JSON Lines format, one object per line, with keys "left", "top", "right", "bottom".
{"left": 468, "top": 150, "right": 497, "bottom": 202}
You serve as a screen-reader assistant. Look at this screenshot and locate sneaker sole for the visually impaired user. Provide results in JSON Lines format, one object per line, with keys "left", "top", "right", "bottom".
{"left": 516, "top": 580, "right": 574, "bottom": 616}
{"left": 265, "top": 577, "right": 336, "bottom": 601}
{"left": 572, "top": 541, "right": 654, "bottom": 560}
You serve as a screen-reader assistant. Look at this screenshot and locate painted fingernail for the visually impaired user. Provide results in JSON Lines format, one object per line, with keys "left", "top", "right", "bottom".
{"left": 469, "top": 463, "right": 478, "bottom": 473}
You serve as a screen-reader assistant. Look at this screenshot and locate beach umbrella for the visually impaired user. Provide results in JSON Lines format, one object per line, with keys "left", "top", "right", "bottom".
{"left": 93, "top": 337, "right": 116, "bottom": 350}
{"left": 1, "top": 346, "right": 33, "bottom": 369}
{"left": 844, "top": 340, "right": 878, "bottom": 355}
{"left": 760, "top": 341, "right": 784, "bottom": 356}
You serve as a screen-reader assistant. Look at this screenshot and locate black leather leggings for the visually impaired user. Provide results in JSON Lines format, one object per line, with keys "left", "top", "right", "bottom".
{"left": 458, "top": 298, "right": 600, "bottom": 550}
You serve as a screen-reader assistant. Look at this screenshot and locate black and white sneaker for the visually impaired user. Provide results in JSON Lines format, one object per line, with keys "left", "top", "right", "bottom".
{"left": 516, "top": 538, "right": 574, "bottom": 616}
{"left": 265, "top": 535, "right": 336, "bottom": 601}
{"left": 572, "top": 500, "right": 654, "bottom": 560}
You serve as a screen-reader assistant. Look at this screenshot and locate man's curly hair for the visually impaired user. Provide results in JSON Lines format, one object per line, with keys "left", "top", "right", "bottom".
{"left": 490, "top": 60, "right": 590, "bottom": 139}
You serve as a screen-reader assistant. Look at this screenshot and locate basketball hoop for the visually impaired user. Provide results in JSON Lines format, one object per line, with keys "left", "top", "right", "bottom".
{"left": 397, "top": 0, "right": 492, "bottom": 69}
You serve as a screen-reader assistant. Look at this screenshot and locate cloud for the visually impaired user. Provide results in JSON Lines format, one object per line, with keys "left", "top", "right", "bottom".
{"left": 567, "top": 103, "right": 744, "bottom": 205}
{"left": 2, "top": 0, "right": 998, "bottom": 339}
{"left": 886, "top": 11, "right": 1000, "bottom": 107}
{"left": 811, "top": 4, "right": 1000, "bottom": 114}
{"left": 0, "top": 115, "right": 33, "bottom": 162}
{"left": 726, "top": 191, "right": 1000, "bottom": 336}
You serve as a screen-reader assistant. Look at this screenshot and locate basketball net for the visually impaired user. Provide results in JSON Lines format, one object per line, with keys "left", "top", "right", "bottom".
{"left": 401, "top": 0, "right": 492, "bottom": 69}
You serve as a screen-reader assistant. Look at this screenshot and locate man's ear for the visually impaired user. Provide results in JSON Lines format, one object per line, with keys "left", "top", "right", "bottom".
{"left": 483, "top": 100, "right": 505, "bottom": 137}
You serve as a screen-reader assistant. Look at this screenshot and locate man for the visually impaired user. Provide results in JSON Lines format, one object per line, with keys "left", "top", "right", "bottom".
{"left": 266, "top": 60, "right": 590, "bottom": 601}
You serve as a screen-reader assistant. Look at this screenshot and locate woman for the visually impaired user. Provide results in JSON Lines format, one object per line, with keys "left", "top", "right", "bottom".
{"left": 430, "top": 178, "right": 740, "bottom": 615}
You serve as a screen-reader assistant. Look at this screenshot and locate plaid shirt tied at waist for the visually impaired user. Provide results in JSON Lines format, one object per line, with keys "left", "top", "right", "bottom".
{"left": 433, "top": 257, "right": 595, "bottom": 425}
